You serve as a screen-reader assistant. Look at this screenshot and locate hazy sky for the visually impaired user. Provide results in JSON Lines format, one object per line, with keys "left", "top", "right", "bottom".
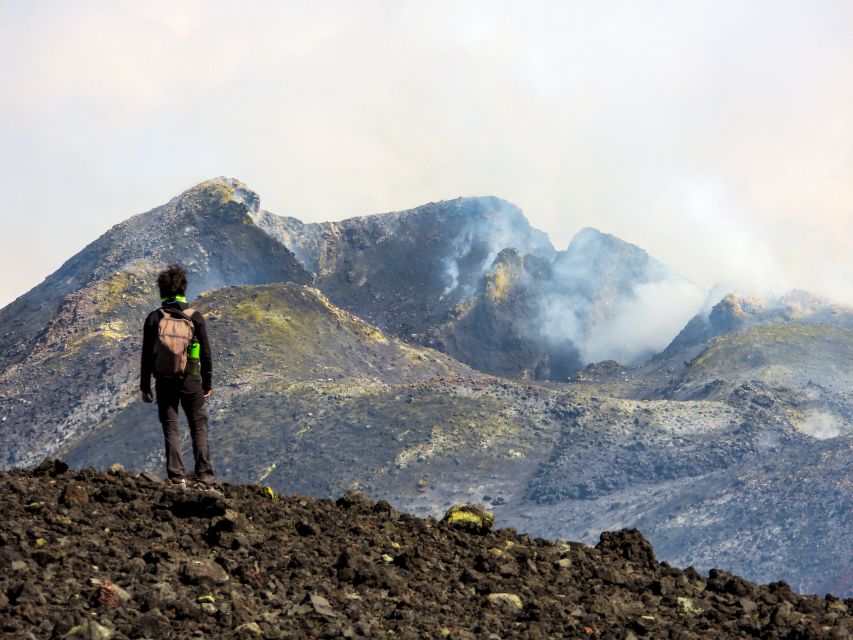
{"left": 1, "top": 0, "right": 851, "bottom": 308}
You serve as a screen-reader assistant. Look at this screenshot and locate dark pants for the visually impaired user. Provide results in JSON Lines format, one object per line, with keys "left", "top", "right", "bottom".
{"left": 155, "top": 377, "right": 213, "bottom": 480}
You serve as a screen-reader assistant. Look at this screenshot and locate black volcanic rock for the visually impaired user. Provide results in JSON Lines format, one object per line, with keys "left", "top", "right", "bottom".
{"left": 0, "top": 464, "right": 849, "bottom": 639}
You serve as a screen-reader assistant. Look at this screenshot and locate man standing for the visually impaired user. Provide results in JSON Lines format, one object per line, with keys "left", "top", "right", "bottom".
{"left": 140, "top": 264, "right": 215, "bottom": 485}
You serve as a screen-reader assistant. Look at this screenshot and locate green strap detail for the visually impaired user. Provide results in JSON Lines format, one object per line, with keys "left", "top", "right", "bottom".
{"left": 161, "top": 295, "right": 188, "bottom": 303}
{"left": 188, "top": 340, "right": 201, "bottom": 359}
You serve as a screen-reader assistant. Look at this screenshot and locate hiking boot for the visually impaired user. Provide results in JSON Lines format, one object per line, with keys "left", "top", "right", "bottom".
{"left": 169, "top": 477, "right": 187, "bottom": 486}
{"left": 196, "top": 475, "right": 216, "bottom": 486}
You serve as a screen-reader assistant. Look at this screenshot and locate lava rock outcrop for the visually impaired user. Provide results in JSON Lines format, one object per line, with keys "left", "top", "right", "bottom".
{"left": 1, "top": 463, "right": 850, "bottom": 639}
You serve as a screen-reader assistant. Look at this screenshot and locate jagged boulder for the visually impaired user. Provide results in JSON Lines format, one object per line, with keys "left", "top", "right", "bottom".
{"left": 442, "top": 504, "right": 495, "bottom": 534}
{"left": 596, "top": 529, "right": 657, "bottom": 569}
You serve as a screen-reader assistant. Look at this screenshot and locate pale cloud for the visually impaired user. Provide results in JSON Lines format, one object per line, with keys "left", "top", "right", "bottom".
{"left": 0, "top": 0, "right": 851, "bottom": 308}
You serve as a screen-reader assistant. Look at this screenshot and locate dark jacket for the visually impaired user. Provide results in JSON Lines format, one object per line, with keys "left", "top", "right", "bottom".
{"left": 140, "top": 301, "right": 212, "bottom": 394}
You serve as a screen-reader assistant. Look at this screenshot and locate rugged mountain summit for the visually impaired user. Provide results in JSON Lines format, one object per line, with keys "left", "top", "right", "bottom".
{"left": 542, "top": 228, "right": 702, "bottom": 365}
{"left": 428, "top": 228, "right": 701, "bottom": 378}
{"left": 253, "top": 201, "right": 702, "bottom": 379}
{"left": 250, "top": 197, "right": 560, "bottom": 376}
{"left": 0, "top": 178, "right": 697, "bottom": 384}
{"left": 549, "top": 227, "right": 678, "bottom": 328}
{"left": 1, "top": 464, "right": 850, "bottom": 639}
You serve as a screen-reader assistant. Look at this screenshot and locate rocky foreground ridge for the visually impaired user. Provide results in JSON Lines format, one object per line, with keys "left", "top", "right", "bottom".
{"left": 1, "top": 462, "right": 850, "bottom": 639}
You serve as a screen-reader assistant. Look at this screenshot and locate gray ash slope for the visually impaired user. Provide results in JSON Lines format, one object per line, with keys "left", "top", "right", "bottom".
{"left": 1, "top": 462, "right": 850, "bottom": 640}
{"left": 533, "top": 293, "right": 853, "bottom": 597}
{"left": 1, "top": 177, "right": 852, "bottom": 599}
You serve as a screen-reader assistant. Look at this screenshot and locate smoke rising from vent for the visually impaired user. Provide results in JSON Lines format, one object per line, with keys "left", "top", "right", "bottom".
{"left": 527, "top": 228, "right": 704, "bottom": 366}
{"left": 536, "top": 251, "right": 704, "bottom": 365}
{"left": 439, "top": 198, "right": 554, "bottom": 297}
{"left": 579, "top": 278, "right": 705, "bottom": 364}
{"left": 436, "top": 211, "right": 707, "bottom": 368}
{"left": 796, "top": 412, "right": 843, "bottom": 440}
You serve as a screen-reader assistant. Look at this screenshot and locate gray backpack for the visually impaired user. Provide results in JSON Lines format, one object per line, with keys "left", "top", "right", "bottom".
{"left": 153, "top": 307, "right": 196, "bottom": 376}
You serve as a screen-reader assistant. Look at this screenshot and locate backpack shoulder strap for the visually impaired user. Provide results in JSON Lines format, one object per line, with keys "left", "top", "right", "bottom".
{"left": 182, "top": 308, "right": 198, "bottom": 341}
{"left": 160, "top": 306, "right": 196, "bottom": 321}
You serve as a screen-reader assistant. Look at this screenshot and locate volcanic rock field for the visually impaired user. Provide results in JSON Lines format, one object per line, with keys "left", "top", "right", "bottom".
{"left": 1, "top": 461, "right": 850, "bottom": 639}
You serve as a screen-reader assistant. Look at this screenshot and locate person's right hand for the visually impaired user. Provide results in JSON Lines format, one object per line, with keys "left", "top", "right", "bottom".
{"left": 141, "top": 391, "right": 154, "bottom": 403}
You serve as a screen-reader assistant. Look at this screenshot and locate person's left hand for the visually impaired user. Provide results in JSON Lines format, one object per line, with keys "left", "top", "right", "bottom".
{"left": 203, "top": 389, "right": 212, "bottom": 398}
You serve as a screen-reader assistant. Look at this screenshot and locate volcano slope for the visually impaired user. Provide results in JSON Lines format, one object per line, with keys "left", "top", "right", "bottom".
{"left": 1, "top": 463, "right": 850, "bottom": 640}
{"left": 59, "top": 281, "right": 562, "bottom": 505}
{"left": 0, "top": 178, "right": 684, "bottom": 468}
{"left": 48, "top": 280, "right": 853, "bottom": 599}
{"left": 1, "top": 277, "right": 848, "bottom": 600}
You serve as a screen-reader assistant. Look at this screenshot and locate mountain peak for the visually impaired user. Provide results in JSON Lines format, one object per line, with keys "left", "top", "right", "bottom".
{"left": 179, "top": 177, "right": 260, "bottom": 214}
{"left": 574, "top": 226, "right": 609, "bottom": 238}
{"left": 452, "top": 195, "right": 523, "bottom": 215}
{"left": 707, "top": 290, "right": 853, "bottom": 327}
{"left": 567, "top": 226, "right": 646, "bottom": 254}
{"left": 556, "top": 226, "right": 661, "bottom": 283}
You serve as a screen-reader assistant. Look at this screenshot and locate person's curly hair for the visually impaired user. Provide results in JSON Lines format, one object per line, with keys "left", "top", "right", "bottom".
{"left": 157, "top": 264, "right": 188, "bottom": 299}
